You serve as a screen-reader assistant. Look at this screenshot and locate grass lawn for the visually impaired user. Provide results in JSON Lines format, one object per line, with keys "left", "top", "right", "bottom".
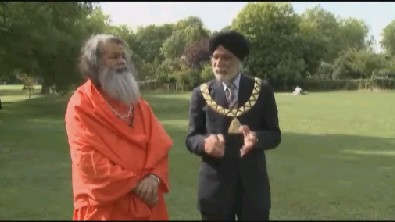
{"left": 0, "top": 84, "right": 394, "bottom": 220}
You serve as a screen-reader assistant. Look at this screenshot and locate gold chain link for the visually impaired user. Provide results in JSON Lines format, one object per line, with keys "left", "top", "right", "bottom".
{"left": 199, "top": 77, "right": 262, "bottom": 118}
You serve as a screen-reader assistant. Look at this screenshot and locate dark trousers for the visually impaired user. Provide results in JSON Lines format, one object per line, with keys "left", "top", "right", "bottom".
{"left": 201, "top": 177, "right": 270, "bottom": 221}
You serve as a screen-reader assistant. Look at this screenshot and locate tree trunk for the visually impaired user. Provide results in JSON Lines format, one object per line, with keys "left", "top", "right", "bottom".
{"left": 40, "top": 79, "right": 50, "bottom": 95}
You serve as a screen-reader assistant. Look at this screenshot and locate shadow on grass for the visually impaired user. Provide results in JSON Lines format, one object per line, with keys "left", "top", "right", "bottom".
{"left": 277, "top": 132, "right": 395, "bottom": 159}
{"left": 0, "top": 95, "right": 70, "bottom": 120}
{"left": 268, "top": 133, "right": 395, "bottom": 220}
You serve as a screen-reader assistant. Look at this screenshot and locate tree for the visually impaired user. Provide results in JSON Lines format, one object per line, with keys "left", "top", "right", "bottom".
{"left": 132, "top": 24, "right": 174, "bottom": 63}
{"left": 182, "top": 37, "right": 210, "bottom": 70}
{"left": 181, "top": 37, "right": 210, "bottom": 86}
{"left": 332, "top": 48, "right": 386, "bottom": 80}
{"left": 338, "top": 17, "right": 370, "bottom": 50}
{"left": 232, "top": 2, "right": 305, "bottom": 89}
{"left": 160, "top": 16, "right": 209, "bottom": 59}
{"left": 0, "top": 2, "right": 96, "bottom": 94}
{"left": 298, "top": 6, "right": 370, "bottom": 77}
{"left": 381, "top": 20, "right": 395, "bottom": 55}
{"left": 298, "top": 5, "right": 342, "bottom": 77}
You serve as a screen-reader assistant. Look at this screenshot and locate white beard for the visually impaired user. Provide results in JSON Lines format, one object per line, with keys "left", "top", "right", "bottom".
{"left": 213, "top": 62, "right": 242, "bottom": 84}
{"left": 98, "top": 66, "right": 140, "bottom": 105}
{"left": 214, "top": 71, "right": 238, "bottom": 84}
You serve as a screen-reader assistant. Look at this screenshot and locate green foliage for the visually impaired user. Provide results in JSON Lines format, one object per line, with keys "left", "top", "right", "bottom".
{"left": 338, "top": 17, "right": 370, "bottom": 50}
{"left": 372, "top": 78, "right": 395, "bottom": 89}
{"left": 315, "top": 62, "right": 335, "bottom": 80}
{"left": 200, "top": 62, "right": 213, "bottom": 83}
{"left": 332, "top": 49, "right": 387, "bottom": 80}
{"left": 158, "top": 58, "right": 185, "bottom": 80}
{"left": 0, "top": 2, "right": 96, "bottom": 94}
{"left": 231, "top": 2, "right": 305, "bottom": 85}
{"left": 160, "top": 16, "right": 209, "bottom": 59}
{"left": 132, "top": 24, "right": 174, "bottom": 63}
{"left": 1, "top": 3, "right": 395, "bottom": 93}
{"left": 298, "top": 6, "right": 370, "bottom": 76}
{"left": 381, "top": 20, "right": 395, "bottom": 55}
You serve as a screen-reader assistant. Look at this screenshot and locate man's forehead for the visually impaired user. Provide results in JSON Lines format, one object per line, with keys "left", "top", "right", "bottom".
{"left": 100, "top": 41, "right": 125, "bottom": 54}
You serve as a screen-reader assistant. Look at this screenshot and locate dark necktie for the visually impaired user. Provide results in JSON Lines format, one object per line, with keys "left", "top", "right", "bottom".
{"left": 225, "top": 83, "right": 238, "bottom": 109}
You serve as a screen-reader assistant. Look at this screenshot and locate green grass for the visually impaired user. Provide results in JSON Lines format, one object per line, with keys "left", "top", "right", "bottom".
{"left": 1, "top": 85, "right": 395, "bottom": 220}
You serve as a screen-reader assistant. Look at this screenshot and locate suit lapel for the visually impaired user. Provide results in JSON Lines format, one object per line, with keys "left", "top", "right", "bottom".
{"left": 237, "top": 74, "right": 253, "bottom": 107}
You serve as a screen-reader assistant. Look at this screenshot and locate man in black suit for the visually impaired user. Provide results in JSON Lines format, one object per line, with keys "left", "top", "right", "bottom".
{"left": 185, "top": 31, "right": 282, "bottom": 220}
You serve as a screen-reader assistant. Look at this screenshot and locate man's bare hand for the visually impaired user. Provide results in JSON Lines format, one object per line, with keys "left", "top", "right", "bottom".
{"left": 133, "top": 174, "right": 160, "bottom": 207}
{"left": 238, "top": 125, "right": 258, "bottom": 158}
{"left": 204, "top": 134, "right": 225, "bottom": 158}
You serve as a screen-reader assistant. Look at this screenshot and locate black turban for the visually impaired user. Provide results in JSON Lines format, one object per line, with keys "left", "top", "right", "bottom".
{"left": 208, "top": 31, "right": 250, "bottom": 60}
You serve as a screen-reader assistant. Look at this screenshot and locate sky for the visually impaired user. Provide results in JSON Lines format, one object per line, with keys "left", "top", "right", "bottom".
{"left": 100, "top": 2, "right": 395, "bottom": 52}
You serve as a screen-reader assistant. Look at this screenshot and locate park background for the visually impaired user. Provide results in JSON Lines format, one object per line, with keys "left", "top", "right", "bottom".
{"left": 0, "top": 2, "right": 394, "bottom": 220}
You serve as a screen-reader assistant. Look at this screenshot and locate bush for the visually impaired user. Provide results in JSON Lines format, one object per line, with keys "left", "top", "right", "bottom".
{"left": 298, "top": 79, "right": 395, "bottom": 91}
{"left": 372, "top": 78, "right": 395, "bottom": 89}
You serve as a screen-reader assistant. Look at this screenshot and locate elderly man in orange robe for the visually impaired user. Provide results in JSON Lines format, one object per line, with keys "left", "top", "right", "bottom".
{"left": 65, "top": 34, "right": 173, "bottom": 220}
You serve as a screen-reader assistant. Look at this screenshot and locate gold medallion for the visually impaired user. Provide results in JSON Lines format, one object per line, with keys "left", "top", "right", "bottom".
{"left": 228, "top": 117, "right": 242, "bottom": 134}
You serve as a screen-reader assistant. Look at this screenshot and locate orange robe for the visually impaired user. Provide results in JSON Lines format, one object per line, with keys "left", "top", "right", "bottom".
{"left": 65, "top": 79, "right": 173, "bottom": 220}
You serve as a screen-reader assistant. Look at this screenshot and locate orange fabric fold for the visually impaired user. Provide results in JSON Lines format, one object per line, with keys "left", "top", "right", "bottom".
{"left": 65, "top": 79, "right": 173, "bottom": 220}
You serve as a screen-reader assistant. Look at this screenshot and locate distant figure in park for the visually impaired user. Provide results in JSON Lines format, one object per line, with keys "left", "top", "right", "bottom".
{"left": 65, "top": 34, "right": 173, "bottom": 220}
{"left": 185, "top": 30, "right": 281, "bottom": 220}
{"left": 293, "top": 85, "right": 307, "bottom": 95}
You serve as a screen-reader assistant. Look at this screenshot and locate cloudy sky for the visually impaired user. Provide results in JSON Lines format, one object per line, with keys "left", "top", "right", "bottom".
{"left": 100, "top": 2, "right": 395, "bottom": 52}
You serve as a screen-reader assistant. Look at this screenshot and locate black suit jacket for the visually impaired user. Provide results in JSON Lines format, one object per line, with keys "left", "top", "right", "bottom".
{"left": 185, "top": 74, "right": 281, "bottom": 216}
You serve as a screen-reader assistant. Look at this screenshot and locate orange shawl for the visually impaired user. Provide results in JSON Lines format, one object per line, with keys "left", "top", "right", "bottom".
{"left": 65, "top": 80, "right": 173, "bottom": 220}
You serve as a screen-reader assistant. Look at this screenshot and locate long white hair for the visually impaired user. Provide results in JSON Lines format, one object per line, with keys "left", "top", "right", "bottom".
{"left": 79, "top": 34, "right": 140, "bottom": 105}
